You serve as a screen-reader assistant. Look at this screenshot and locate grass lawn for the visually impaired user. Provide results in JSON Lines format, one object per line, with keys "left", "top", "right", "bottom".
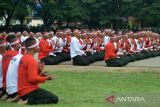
{"left": 0, "top": 70, "right": 160, "bottom": 107}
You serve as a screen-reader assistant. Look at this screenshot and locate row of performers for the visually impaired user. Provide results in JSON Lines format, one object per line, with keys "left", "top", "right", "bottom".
{"left": 37, "top": 30, "right": 160, "bottom": 66}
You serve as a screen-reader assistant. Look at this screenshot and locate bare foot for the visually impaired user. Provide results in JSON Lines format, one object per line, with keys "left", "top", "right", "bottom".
{"left": 17, "top": 99, "right": 28, "bottom": 105}
{"left": 0, "top": 94, "right": 8, "bottom": 100}
{"left": 7, "top": 95, "right": 20, "bottom": 102}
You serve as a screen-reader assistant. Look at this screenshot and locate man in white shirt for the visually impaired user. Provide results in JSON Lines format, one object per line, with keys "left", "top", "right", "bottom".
{"left": 54, "top": 32, "right": 66, "bottom": 53}
{"left": 6, "top": 53, "right": 23, "bottom": 102}
{"left": 103, "top": 29, "right": 111, "bottom": 46}
{"left": 70, "top": 30, "right": 90, "bottom": 66}
{"left": 52, "top": 31, "right": 67, "bottom": 64}
{"left": 21, "top": 31, "right": 28, "bottom": 43}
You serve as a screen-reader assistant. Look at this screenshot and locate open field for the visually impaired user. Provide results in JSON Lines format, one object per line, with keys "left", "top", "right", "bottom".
{"left": 0, "top": 71, "right": 160, "bottom": 107}
{"left": 0, "top": 57, "right": 160, "bottom": 107}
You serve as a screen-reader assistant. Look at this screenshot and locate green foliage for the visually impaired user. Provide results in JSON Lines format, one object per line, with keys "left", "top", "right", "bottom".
{"left": 1, "top": 0, "right": 160, "bottom": 30}
{"left": 0, "top": 0, "right": 30, "bottom": 31}
{"left": 122, "top": 0, "right": 160, "bottom": 27}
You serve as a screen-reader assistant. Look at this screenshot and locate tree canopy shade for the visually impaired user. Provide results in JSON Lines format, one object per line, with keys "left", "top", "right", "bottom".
{"left": 0, "top": 0, "right": 21, "bottom": 31}
{"left": 0, "top": 0, "right": 160, "bottom": 31}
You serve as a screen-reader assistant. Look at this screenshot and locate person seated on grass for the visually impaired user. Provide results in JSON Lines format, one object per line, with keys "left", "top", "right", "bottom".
{"left": 6, "top": 53, "right": 23, "bottom": 102}
{"left": 6, "top": 42, "right": 27, "bottom": 102}
{"left": 157, "top": 36, "right": 160, "bottom": 55}
{"left": 38, "top": 32, "right": 54, "bottom": 65}
{"left": 0, "top": 38, "right": 6, "bottom": 98}
{"left": 96, "top": 31, "right": 105, "bottom": 60}
{"left": 63, "top": 31, "right": 72, "bottom": 61}
{"left": 105, "top": 37, "right": 125, "bottom": 67}
{"left": 112, "top": 36, "right": 129, "bottom": 65}
{"left": 158, "top": 36, "right": 160, "bottom": 49}
{"left": 1, "top": 35, "right": 20, "bottom": 100}
{"left": 18, "top": 38, "right": 58, "bottom": 105}
{"left": 52, "top": 31, "right": 71, "bottom": 64}
{"left": 70, "top": 29, "right": 90, "bottom": 66}
{"left": 82, "top": 32, "right": 96, "bottom": 63}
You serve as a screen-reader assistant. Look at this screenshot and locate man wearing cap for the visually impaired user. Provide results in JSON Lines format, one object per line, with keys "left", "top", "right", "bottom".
{"left": 18, "top": 38, "right": 58, "bottom": 105}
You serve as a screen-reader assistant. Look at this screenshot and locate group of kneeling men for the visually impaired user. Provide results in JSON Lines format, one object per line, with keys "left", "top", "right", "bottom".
{"left": 33, "top": 29, "right": 160, "bottom": 66}
{"left": 0, "top": 29, "right": 160, "bottom": 105}
{"left": 0, "top": 35, "right": 58, "bottom": 105}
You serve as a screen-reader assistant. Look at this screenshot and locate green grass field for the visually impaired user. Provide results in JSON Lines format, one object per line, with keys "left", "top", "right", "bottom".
{"left": 0, "top": 70, "right": 160, "bottom": 107}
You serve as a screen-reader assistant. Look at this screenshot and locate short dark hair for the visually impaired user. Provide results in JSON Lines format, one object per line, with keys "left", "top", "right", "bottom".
{"left": 6, "top": 35, "right": 17, "bottom": 43}
{"left": 25, "top": 37, "right": 36, "bottom": 48}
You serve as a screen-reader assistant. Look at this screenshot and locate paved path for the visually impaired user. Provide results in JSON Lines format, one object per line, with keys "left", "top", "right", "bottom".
{"left": 35, "top": 52, "right": 160, "bottom": 68}
{"left": 126, "top": 56, "right": 160, "bottom": 68}
{"left": 59, "top": 56, "right": 160, "bottom": 68}
{"left": 35, "top": 53, "right": 160, "bottom": 72}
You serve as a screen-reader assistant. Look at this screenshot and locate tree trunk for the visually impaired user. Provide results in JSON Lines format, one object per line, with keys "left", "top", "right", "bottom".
{"left": 57, "top": 21, "right": 62, "bottom": 29}
{"left": 4, "top": 0, "right": 21, "bottom": 32}
{"left": 111, "top": 19, "right": 116, "bottom": 30}
{"left": 138, "top": 20, "right": 141, "bottom": 30}
{"left": 20, "top": 17, "right": 24, "bottom": 32}
{"left": 5, "top": 16, "right": 12, "bottom": 33}
{"left": 43, "top": 18, "right": 48, "bottom": 31}
{"left": 74, "top": 22, "right": 77, "bottom": 28}
{"left": 66, "top": 20, "right": 69, "bottom": 27}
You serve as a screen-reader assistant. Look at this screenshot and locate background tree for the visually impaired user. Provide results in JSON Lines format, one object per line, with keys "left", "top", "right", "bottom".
{"left": 29, "top": 0, "right": 59, "bottom": 31}
{"left": 1, "top": 0, "right": 160, "bottom": 31}
{"left": 13, "top": 0, "right": 31, "bottom": 32}
{"left": 56, "top": 0, "right": 89, "bottom": 28}
{"left": 0, "top": 0, "right": 22, "bottom": 32}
